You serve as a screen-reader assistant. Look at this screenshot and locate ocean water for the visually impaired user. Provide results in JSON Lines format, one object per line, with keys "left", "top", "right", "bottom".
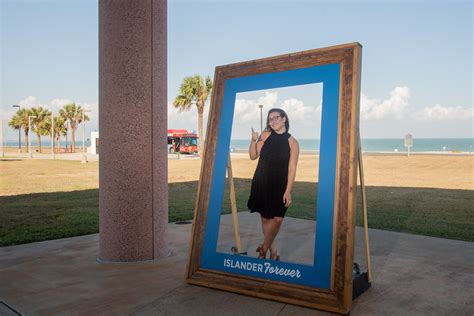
{"left": 230, "top": 138, "right": 474, "bottom": 153}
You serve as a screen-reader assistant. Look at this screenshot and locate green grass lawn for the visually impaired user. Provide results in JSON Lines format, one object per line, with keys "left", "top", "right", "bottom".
{"left": 1, "top": 179, "right": 473, "bottom": 246}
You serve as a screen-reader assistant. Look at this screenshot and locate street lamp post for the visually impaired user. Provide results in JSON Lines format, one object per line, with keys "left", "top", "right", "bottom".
{"left": 28, "top": 115, "right": 37, "bottom": 159}
{"left": 12, "top": 105, "right": 21, "bottom": 153}
{"left": 81, "top": 109, "right": 91, "bottom": 163}
{"left": 258, "top": 104, "right": 264, "bottom": 134}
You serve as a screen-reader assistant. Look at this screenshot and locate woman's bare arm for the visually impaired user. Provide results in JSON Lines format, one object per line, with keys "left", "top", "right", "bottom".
{"left": 283, "top": 137, "right": 300, "bottom": 206}
{"left": 249, "top": 130, "right": 271, "bottom": 160}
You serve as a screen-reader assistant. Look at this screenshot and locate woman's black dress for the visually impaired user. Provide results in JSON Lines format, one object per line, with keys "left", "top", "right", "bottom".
{"left": 247, "top": 130, "right": 291, "bottom": 219}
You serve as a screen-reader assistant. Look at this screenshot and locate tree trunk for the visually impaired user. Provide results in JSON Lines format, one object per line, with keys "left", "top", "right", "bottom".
{"left": 197, "top": 106, "right": 204, "bottom": 155}
{"left": 24, "top": 130, "right": 29, "bottom": 152}
{"left": 37, "top": 134, "right": 42, "bottom": 153}
{"left": 72, "top": 127, "right": 76, "bottom": 153}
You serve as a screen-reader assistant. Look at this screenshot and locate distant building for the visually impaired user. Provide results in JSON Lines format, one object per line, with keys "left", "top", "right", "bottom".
{"left": 90, "top": 131, "right": 99, "bottom": 155}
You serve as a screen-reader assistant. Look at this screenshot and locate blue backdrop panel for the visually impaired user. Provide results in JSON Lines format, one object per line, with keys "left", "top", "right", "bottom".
{"left": 201, "top": 64, "right": 340, "bottom": 288}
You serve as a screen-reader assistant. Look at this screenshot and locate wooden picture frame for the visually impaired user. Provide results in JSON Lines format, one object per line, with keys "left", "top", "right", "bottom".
{"left": 186, "top": 42, "right": 362, "bottom": 314}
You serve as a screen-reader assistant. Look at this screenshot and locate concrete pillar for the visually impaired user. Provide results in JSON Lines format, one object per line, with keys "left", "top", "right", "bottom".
{"left": 99, "top": 0, "right": 168, "bottom": 262}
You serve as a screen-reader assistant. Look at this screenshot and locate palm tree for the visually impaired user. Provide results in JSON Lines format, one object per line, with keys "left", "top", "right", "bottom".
{"left": 173, "top": 75, "right": 212, "bottom": 154}
{"left": 30, "top": 107, "right": 51, "bottom": 153}
{"left": 42, "top": 115, "right": 66, "bottom": 152}
{"left": 8, "top": 113, "right": 22, "bottom": 149}
{"left": 42, "top": 115, "right": 53, "bottom": 151}
{"left": 8, "top": 108, "right": 31, "bottom": 150}
{"left": 53, "top": 116, "right": 67, "bottom": 152}
{"left": 59, "top": 103, "right": 90, "bottom": 153}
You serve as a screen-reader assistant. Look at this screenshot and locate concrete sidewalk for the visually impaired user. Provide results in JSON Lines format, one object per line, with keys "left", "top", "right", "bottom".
{"left": 1, "top": 213, "right": 473, "bottom": 315}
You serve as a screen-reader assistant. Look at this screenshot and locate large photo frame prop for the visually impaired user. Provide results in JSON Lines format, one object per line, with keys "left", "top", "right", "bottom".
{"left": 186, "top": 43, "right": 362, "bottom": 314}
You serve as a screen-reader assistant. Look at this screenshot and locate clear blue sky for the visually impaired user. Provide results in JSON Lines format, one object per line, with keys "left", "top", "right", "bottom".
{"left": 1, "top": 0, "right": 472, "bottom": 141}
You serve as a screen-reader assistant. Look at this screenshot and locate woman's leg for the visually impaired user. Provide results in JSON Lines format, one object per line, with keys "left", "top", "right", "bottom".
{"left": 262, "top": 218, "right": 278, "bottom": 256}
{"left": 257, "top": 216, "right": 271, "bottom": 257}
{"left": 260, "top": 216, "right": 271, "bottom": 239}
{"left": 262, "top": 217, "right": 284, "bottom": 253}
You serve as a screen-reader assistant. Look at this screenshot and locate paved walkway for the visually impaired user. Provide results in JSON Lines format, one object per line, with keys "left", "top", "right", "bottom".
{"left": 1, "top": 213, "right": 473, "bottom": 315}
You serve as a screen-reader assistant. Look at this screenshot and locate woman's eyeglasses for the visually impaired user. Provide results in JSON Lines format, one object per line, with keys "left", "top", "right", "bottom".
{"left": 269, "top": 115, "right": 282, "bottom": 122}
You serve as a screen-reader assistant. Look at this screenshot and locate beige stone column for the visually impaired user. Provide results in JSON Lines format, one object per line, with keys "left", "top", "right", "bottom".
{"left": 99, "top": 0, "right": 168, "bottom": 262}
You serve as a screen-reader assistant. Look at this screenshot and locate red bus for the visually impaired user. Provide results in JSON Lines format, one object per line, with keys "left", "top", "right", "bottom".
{"left": 167, "top": 129, "right": 198, "bottom": 154}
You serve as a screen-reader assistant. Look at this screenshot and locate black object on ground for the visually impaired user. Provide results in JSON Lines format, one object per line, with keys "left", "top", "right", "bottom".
{"left": 352, "top": 271, "right": 371, "bottom": 300}
{"left": 230, "top": 246, "right": 248, "bottom": 256}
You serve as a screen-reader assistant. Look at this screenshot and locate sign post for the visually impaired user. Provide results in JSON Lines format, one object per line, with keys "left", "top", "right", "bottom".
{"left": 404, "top": 133, "right": 413, "bottom": 157}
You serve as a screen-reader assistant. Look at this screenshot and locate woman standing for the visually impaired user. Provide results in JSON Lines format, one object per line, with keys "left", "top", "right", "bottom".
{"left": 247, "top": 108, "right": 300, "bottom": 260}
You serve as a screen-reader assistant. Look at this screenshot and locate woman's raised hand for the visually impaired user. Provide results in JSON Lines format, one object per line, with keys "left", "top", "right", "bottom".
{"left": 251, "top": 127, "right": 259, "bottom": 142}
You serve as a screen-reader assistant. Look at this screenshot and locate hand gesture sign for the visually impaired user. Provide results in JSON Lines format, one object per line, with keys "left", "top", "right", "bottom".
{"left": 251, "top": 127, "right": 259, "bottom": 142}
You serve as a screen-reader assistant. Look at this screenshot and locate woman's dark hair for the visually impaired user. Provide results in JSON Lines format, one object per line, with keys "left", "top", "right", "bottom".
{"left": 265, "top": 108, "right": 290, "bottom": 132}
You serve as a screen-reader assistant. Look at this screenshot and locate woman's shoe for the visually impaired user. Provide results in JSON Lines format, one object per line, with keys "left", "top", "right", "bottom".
{"left": 270, "top": 249, "right": 280, "bottom": 261}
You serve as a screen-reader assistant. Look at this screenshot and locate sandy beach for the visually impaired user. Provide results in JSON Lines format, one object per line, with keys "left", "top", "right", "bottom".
{"left": 170, "top": 153, "right": 474, "bottom": 190}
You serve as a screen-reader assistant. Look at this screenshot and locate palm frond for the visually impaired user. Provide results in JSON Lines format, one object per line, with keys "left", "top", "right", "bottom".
{"left": 205, "top": 76, "right": 212, "bottom": 92}
{"left": 173, "top": 94, "right": 192, "bottom": 112}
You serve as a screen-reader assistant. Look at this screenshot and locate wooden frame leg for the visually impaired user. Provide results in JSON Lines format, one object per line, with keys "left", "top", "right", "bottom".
{"left": 358, "top": 136, "right": 372, "bottom": 282}
{"left": 227, "top": 153, "right": 242, "bottom": 252}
